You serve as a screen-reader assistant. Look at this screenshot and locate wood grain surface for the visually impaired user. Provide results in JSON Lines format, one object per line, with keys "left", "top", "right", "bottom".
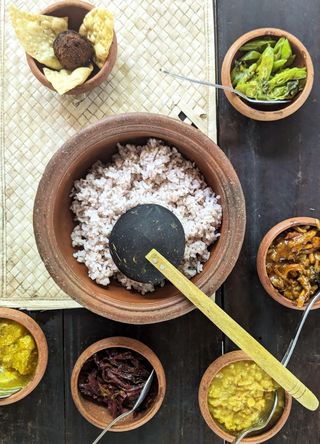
{"left": 218, "top": 0, "right": 320, "bottom": 443}
{"left": 1, "top": 0, "right": 320, "bottom": 442}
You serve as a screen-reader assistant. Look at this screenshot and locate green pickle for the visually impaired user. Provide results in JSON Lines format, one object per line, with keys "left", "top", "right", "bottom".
{"left": 281, "top": 38, "right": 292, "bottom": 60}
{"left": 272, "top": 59, "right": 287, "bottom": 72}
{"left": 232, "top": 36, "right": 306, "bottom": 101}
{"left": 239, "top": 50, "right": 261, "bottom": 62}
{"left": 256, "top": 46, "right": 274, "bottom": 81}
{"left": 273, "top": 37, "right": 286, "bottom": 60}
{"left": 231, "top": 62, "right": 257, "bottom": 87}
{"left": 239, "top": 38, "right": 276, "bottom": 52}
{"left": 268, "top": 67, "right": 307, "bottom": 88}
{"left": 231, "top": 62, "right": 246, "bottom": 85}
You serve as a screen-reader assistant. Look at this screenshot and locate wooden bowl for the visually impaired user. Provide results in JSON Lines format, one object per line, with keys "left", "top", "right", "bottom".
{"left": 0, "top": 308, "right": 48, "bottom": 406}
{"left": 26, "top": 1, "right": 117, "bottom": 95}
{"left": 71, "top": 336, "right": 166, "bottom": 431}
{"left": 33, "top": 113, "right": 246, "bottom": 324}
{"left": 257, "top": 217, "right": 320, "bottom": 310}
{"left": 198, "top": 350, "right": 292, "bottom": 443}
{"left": 221, "top": 28, "right": 314, "bottom": 121}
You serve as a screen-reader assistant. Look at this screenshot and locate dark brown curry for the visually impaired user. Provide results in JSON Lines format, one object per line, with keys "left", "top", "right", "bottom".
{"left": 266, "top": 222, "right": 320, "bottom": 307}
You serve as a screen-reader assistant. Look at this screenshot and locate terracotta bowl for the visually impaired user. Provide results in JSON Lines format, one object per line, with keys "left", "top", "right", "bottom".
{"left": 198, "top": 350, "right": 292, "bottom": 443}
{"left": 221, "top": 28, "right": 314, "bottom": 121}
{"left": 0, "top": 308, "right": 48, "bottom": 406}
{"left": 257, "top": 217, "right": 320, "bottom": 310}
{"left": 33, "top": 113, "right": 246, "bottom": 324}
{"left": 71, "top": 336, "right": 166, "bottom": 431}
{"left": 26, "top": 1, "right": 117, "bottom": 95}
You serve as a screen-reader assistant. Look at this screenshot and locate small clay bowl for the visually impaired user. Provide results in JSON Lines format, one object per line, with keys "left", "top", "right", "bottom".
{"left": 198, "top": 350, "right": 292, "bottom": 443}
{"left": 0, "top": 308, "right": 48, "bottom": 406}
{"left": 33, "top": 112, "right": 246, "bottom": 324}
{"left": 221, "top": 28, "right": 314, "bottom": 121}
{"left": 257, "top": 217, "right": 320, "bottom": 310}
{"left": 71, "top": 336, "right": 166, "bottom": 431}
{"left": 26, "top": 1, "right": 117, "bottom": 95}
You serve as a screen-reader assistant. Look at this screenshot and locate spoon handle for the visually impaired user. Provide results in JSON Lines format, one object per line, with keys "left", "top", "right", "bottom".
{"left": 0, "top": 387, "right": 22, "bottom": 399}
{"left": 146, "top": 249, "right": 319, "bottom": 411}
{"left": 233, "top": 291, "right": 320, "bottom": 443}
{"left": 92, "top": 410, "right": 133, "bottom": 444}
{"left": 161, "top": 69, "right": 291, "bottom": 104}
{"left": 281, "top": 291, "right": 320, "bottom": 367}
{"left": 91, "top": 370, "right": 154, "bottom": 444}
{"left": 160, "top": 69, "right": 248, "bottom": 99}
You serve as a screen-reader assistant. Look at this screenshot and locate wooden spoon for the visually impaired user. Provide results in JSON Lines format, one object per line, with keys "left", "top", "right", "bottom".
{"left": 147, "top": 249, "right": 318, "bottom": 411}
{"left": 110, "top": 204, "right": 319, "bottom": 411}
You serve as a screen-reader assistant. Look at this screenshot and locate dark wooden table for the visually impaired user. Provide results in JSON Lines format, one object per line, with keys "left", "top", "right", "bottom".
{"left": 2, "top": 0, "right": 320, "bottom": 442}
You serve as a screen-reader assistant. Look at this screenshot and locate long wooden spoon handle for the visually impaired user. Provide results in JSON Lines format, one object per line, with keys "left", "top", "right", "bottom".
{"left": 146, "top": 249, "right": 319, "bottom": 411}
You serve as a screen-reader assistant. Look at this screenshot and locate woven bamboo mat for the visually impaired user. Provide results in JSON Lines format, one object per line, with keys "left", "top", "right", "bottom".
{"left": 0, "top": 0, "right": 216, "bottom": 309}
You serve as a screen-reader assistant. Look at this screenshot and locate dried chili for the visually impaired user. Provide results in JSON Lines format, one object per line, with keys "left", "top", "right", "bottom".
{"left": 78, "top": 348, "right": 156, "bottom": 418}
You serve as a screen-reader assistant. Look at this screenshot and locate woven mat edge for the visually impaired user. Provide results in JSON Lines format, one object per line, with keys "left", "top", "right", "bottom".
{"left": 0, "top": 0, "right": 217, "bottom": 310}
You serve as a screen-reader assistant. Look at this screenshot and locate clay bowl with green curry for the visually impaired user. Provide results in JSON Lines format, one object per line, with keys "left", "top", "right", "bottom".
{"left": 221, "top": 28, "right": 314, "bottom": 121}
{"left": 0, "top": 308, "right": 48, "bottom": 405}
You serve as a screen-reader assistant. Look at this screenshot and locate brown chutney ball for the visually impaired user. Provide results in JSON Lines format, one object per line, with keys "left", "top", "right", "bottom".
{"left": 53, "top": 30, "right": 94, "bottom": 70}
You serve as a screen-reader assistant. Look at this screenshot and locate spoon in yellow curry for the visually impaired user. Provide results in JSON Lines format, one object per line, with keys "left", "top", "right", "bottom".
{"left": 0, "top": 386, "right": 22, "bottom": 399}
{"left": 0, "top": 367, "right": 22, "bottom": 399}
{"left": 232, "top": 289, "right": 320, "bottom": 443}
{"left": 109, "top": 204, "right": 319, "bottom": 412}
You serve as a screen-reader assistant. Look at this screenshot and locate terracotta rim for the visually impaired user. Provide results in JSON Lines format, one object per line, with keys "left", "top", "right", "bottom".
{"left": 33, "top": 112, "right": 246, "bottom": 324}
{"left": 26, "top": 1, "right": 118, "bottom": 95}
{"left": 0, "top": 308, "right": 48, "bottom": 406}
{"left": 257, "top": 217, "right": 320, "bottom": 310}
{"left": 221, "top": 28, "right": 314, "bottom": 121}
{"left": 198, "top": 350, "right": 292, "bottom": 443}
{"left": 71, "top": 337, "right": 166, "bottom": 431}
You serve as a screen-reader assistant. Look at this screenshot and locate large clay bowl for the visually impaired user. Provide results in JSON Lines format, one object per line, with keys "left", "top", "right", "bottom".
{"left": 33, "top": 113, "right": 246, "bottom": 324}
{"left": 257, "top": 217, "right": 320, "bottom": 310}
{"left": 71, "top": 337, "right": 166, "bottom": 431}
{"left": 0, "top": 308, "right": 48, "bottom": 406}
{"left": 26, "top": 1, "right": 117, "bottom": 95}
{"left": 198, "top": 350, "right": 292, "bottom": 443}
{"left": 221, "top": 28, "right": 314, "bottom": 121}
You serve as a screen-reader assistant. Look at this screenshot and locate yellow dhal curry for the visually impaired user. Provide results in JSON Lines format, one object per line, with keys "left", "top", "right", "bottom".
{"left": 0, "top": 320, "right": 38, "bottom": 390}
{"left": 208, "top": 361, "right": 284, "bottom": 433}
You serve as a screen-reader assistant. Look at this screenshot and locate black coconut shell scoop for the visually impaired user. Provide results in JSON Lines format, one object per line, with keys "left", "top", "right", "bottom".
{"left": 109, "top": 204, "right": 185, "bottom": 284}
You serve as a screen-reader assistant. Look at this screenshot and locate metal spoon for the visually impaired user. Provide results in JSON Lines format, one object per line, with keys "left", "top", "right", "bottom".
{"left": 92, "top": 369, "right": 155, "bottom": 444}
{"left": 232, "top": 289, "right": 320, "bottom": 444}
{"left": 0, "top": 366, "right": 22, "bottom": 399}
{"left": 233, "top": 390, "right": 279, "bottom": 444}
{"left": 0, "top": 386, "right": 22, "bottom": 399}
{"left": 161, "top": 69, "right": 291, "bottom": 105}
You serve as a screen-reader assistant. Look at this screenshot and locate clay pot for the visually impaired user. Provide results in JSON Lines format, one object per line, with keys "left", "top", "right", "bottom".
{"left": 71, "top": 337, "right": 166, "bottom": 431}
{"left": 33, "top": 113, "right": 246, "bottom": 324}
{"left": 198, "top": 350, "right": 292, "bottom": 443}
{"left": 221, "top": 28, "right": 314, "bottom": 121}
{"left": 26, "top": 1, "right": 117, "bottom": 95}
{"left": 0, "top": 308, "right": 48, "bottom": 406}
{"left": 257, "top": 217, "right": 320, "bottom": 310}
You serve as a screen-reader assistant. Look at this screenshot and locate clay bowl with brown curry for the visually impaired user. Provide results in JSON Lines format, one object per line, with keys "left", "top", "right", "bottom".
{"left": 257, "top": 217, "right": 320, "bottom": 310}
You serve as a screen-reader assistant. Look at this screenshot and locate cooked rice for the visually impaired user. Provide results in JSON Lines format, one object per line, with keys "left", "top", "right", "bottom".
{"left": 70, "top": 139, "right": 222, "bottom": 294}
